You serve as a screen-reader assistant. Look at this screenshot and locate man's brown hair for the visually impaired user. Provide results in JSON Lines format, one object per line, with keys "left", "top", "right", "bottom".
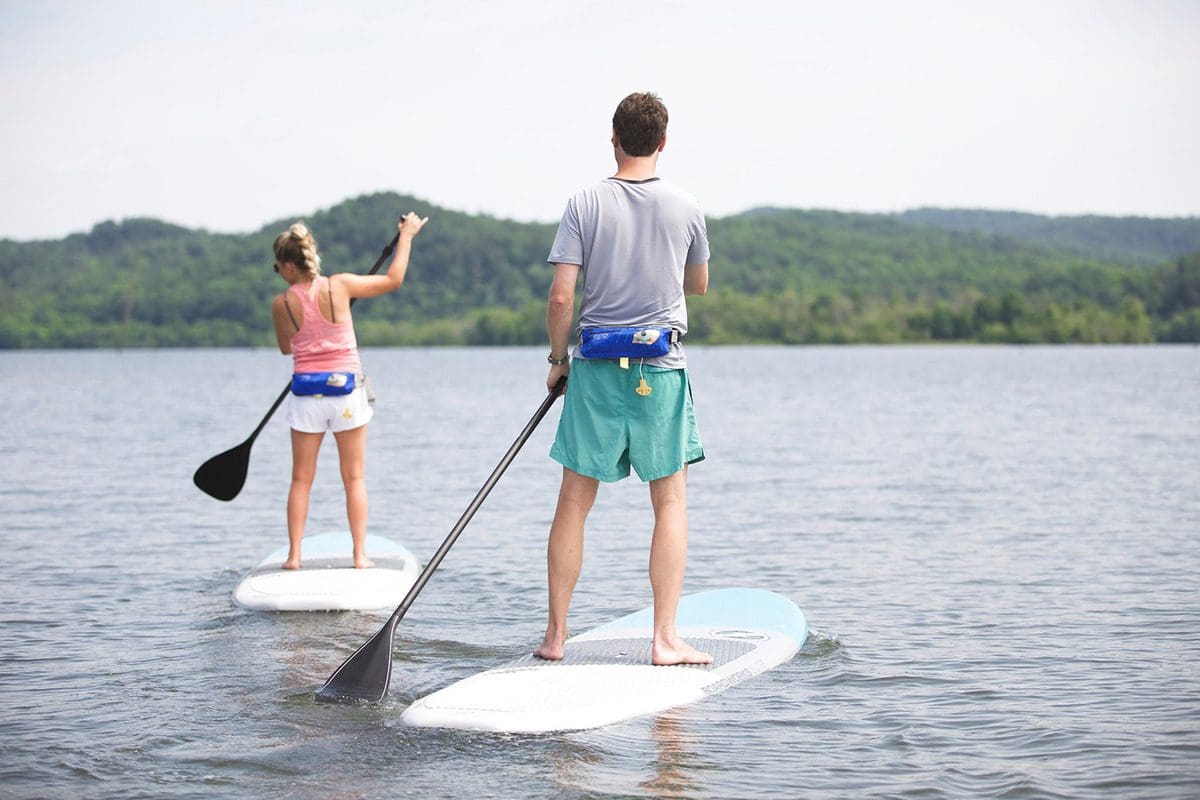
{"left": 612, "top": 92, "right": 668, "bottom": 157}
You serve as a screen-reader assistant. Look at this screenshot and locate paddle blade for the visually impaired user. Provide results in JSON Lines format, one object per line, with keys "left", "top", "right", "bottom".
{"left": 315, "top": 617, "right": 398, "bottom": 704}
{"left": 192, "top": 440, "right": 252, "bottom": 501}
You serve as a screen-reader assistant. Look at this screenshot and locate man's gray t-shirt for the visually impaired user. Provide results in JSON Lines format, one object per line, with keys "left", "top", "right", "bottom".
{"left": 547, "top": 177, "right": 710, "bottom": 369}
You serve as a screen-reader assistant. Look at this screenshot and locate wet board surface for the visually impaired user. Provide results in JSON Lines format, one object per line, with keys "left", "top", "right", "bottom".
{"left": 401, "top": 587, "right": 807, "bottom": 732}
{"left": 233, "top": 532, "right": 420, "bottom": 611}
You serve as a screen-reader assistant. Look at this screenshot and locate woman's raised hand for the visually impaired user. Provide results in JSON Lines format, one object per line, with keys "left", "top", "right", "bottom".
{"left": 398, "top": 212, "right": 429, "bottom": 238}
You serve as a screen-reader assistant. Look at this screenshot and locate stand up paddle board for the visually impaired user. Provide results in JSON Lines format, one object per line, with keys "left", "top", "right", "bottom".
{"left": 401, "top": 587, "right": 806, "bottom": 732}
{"left": 233, "top": 532, "right": 420, "bottom": 611}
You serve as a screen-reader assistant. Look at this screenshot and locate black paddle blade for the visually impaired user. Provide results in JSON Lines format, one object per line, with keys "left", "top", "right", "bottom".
{"left": 315, "top": 617, "right": 399, "bottom": 704}
{"left": 192, "top": 440, "right": 252, "bottom": 501}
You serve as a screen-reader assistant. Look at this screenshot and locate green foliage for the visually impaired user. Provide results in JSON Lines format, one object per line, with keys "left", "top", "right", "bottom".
{"left": 898, "top": 208, "right": 1200, "bottom": 266}
{"left": 1, "top": 192, "right": 1197, "bottom": 347}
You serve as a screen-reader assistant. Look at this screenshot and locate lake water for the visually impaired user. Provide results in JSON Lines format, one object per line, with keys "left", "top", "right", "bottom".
{"left": 1, "top": 346, "right": 1197, "bottom": 799}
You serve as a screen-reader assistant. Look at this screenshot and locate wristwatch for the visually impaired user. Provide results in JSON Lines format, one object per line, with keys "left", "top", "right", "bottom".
{"left": 547, "top": 353, "right": 569, "bottom": 366}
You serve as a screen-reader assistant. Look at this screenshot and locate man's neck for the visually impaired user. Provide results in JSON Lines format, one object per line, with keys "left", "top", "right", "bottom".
{"left": 612, "top": 153, "right": 658, "bottom": 181}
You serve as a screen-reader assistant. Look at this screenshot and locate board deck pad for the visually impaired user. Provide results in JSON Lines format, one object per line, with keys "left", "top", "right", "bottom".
{"left": 233, "top": 532, "right": 420, "bottom": 612}
{"left": 503, "top": 637, "right": 756, "bottom": 670}
{"left": 401, "top": 588, "right": 806, "bottom": 733}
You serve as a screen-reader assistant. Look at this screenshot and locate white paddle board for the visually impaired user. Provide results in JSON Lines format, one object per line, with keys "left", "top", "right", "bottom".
{"left": 233, "top": 532, "right": 420, "bottom": 611}
{"left": 401, "top": 587, "right": 807, "bottom": 732}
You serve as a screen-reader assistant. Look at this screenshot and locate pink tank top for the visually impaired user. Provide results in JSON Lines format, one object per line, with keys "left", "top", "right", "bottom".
{"left": 286, "top": 277, "right": 362, "bottom": 374}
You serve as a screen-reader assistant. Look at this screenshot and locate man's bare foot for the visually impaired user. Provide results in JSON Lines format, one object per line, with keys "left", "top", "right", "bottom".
{"left": 652, "top": 638, "right": 714, "bottom": 666}
{"left": 533, "top": 634, "right": 567, "bottom": 660}
{"left": 353, "top": 556, "right": 374, "bottom": 569}
{"left": 282, "top": 558, "right": 301, "bottom": 570}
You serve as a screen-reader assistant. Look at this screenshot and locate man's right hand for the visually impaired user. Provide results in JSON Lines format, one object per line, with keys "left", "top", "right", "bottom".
{"left": 547, "top": 363, "right": 570, "bottom": 395}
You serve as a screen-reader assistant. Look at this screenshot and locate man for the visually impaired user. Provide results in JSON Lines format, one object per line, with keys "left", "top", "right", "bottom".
{"left": 536, "top": 91, "right": 712, "bottom": 666}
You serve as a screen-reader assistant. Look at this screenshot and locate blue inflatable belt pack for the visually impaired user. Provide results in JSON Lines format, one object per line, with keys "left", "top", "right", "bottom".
{"left": 579, "top": 326, "right": 678, "bottom": 359}
{"left": 291, "top": 371, "right": 356, "bottom": 397}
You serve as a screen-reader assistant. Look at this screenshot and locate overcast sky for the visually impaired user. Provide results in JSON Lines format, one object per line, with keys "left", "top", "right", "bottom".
{"left": 2, "top": 0, "right": 1197, "bottom": 241}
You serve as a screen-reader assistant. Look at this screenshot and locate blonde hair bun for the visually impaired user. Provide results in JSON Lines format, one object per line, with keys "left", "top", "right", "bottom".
{"left": 273, "top": 221, "right": 322, "bottom": 278}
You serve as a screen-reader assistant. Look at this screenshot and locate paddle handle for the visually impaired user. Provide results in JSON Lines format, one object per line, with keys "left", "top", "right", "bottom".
{"left": 386, "top": 379, "right": 566, "bottom": 627}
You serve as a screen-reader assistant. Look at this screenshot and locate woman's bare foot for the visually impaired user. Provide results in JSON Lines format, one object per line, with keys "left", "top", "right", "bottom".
{"left": 652, "top": 637, "right": 714, "bottom": 666}
{"left": 282, "top": 557, "right": 301, "bottom": 570}
{"left": 353, "top": 556, "right": 375, "bottom": 569}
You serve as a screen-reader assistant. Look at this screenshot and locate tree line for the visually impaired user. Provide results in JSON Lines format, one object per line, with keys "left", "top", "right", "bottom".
{"left": 1, "top": 191, "right": 1197, "bottom": 348}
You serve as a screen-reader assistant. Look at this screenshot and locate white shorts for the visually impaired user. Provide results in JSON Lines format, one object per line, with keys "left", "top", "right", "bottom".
{"left": 286, "top": 386, "right": 374, "bottom": 433}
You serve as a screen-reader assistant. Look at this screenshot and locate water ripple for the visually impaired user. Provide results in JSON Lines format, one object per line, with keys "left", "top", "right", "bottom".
{"left": 1, "top": 346, "right": 1198, "bottom": 798}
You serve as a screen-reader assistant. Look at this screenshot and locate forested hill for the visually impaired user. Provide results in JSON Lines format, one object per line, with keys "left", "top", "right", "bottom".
{"left": 1, "top": 191, "right": 1197, "bottom": 347}
{"left": 897, "top": 207, "right": 1200, "bottom": 267}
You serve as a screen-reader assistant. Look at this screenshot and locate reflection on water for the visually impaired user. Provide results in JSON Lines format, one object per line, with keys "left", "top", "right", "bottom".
{"left": 641, "top": 713, "right": 704, "bottom": 799}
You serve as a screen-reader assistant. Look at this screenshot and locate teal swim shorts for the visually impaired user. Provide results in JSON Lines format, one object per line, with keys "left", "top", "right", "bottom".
{"left": 550, "top": 358, "right": 705, "bottom": 482}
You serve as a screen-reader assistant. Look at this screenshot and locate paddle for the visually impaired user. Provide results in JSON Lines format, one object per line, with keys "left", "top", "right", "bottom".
{"left": 315, "top": 378, "right": 567, "bottom": 704}
{"left": 192, "top": 232, "right": 402, "bottom": 501}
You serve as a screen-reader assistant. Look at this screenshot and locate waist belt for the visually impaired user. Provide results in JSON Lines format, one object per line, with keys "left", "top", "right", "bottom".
{"left": 579, "top": 326, "right": 679, "bottom": 360}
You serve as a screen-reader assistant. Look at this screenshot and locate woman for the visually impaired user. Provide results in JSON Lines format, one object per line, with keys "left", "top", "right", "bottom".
{"left": 271, "top": 214, "right": 428, "bottom": 569}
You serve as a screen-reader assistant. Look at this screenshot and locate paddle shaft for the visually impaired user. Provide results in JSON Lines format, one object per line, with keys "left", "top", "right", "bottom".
{"left": 315, "top": 379, "right": 565, "bottom": 702}
{"left": 387, "top": 379, "right": 565, "bottom": 629}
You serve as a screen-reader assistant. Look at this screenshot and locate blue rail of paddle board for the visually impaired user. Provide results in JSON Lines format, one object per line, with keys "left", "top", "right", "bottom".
{"left": 587, "top": 587, "right": 807, "bottom": 644}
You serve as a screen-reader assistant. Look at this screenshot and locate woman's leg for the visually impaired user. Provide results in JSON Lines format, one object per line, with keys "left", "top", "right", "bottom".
{"left": 285, "top": 429, "right": 325, "bottom": 569}
{"left": 333, "top": 423, "right": 372, "bottom": 568}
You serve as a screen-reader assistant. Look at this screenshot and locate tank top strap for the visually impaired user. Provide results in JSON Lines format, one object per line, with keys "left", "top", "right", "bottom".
{"left": 282, "top": 292, "right": 302, "bottom": 331}
{"left": 287, "top": 276, "right": 330, "bottom": 322}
